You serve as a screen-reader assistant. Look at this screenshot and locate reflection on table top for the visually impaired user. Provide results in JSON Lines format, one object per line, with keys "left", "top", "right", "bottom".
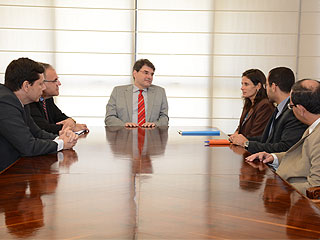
{"left": 1, "top": 126, "right": 320, "bottom": 239}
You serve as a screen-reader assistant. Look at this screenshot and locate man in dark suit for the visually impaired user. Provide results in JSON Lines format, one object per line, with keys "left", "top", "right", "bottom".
{"left": 230, "top": 67, "right": 307, "bottom": 154}
{"left": 0, "top": 58, "right": 78, "bottom": 169}
{"left": 28, "top": 63, "right": 88, "bottom": 134}
{"left": 105, "top": 59, "right": 169, "bottom": 128}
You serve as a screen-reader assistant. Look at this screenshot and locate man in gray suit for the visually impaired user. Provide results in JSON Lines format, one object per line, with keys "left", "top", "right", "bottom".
{"left": 246, "top": 79, "right": 320, "bottom": 196}
{"left": 105, "top": 59, "right": 169, "bottom": 127}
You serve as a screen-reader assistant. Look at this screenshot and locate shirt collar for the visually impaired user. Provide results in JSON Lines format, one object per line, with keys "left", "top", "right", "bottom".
{"left": 277, "top": 96, "right": 290, "bottom": 114}
{"left": 309, "top": 117, "right": 320, "bottom": 134}
{"left": 133, "top": 85, "right": 147, "bottom": 93}
{"left": 18, "top": 98, "right": 24, "bottom": 107}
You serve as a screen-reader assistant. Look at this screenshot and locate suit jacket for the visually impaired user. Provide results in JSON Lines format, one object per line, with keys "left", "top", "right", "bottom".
{"left": 276, "top": 122, "right": 320, "bottom": 196}
{"left": 247, "top": 99, "right": 308, "bottom": 154}
{"left": 105, "top": 84, "right": 169, "bottom": 126}
{"left": 28, "top": 97, "right": 69, "bottom": 134}
{"left": 236, "top": 98, "right": 275, "bottom": 138}
{"left": 0, "top": 84, "right": 58, "bottom": 170}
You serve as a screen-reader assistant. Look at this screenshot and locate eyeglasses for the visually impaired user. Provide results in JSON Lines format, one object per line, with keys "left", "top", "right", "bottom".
{"left": 139, "top": 70, "right": 154, "bottom": 77}
{"left": 287, "top": 103, "right": 296, "bottom": 110}
{"left": 44, "top": 79, "right": 59, "bottom": 83}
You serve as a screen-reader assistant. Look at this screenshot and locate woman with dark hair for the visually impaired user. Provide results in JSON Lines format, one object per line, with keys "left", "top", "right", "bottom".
{"left": 231, "top": 69, "right": 275, "bottom": 138}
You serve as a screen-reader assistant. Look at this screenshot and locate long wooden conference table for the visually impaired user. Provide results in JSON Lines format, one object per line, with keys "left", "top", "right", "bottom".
{"left": 1, "top": 126, "right": 320, "bottom": 239}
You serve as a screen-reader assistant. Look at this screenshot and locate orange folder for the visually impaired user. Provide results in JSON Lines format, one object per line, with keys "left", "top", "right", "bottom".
{"left": 205, "top": 139, "right": 230, "bottom": 145}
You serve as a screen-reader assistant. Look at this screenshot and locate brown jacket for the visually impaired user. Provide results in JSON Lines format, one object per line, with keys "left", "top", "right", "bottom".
{"left": 236, "top": 98, "right": 275, "bottom": 138}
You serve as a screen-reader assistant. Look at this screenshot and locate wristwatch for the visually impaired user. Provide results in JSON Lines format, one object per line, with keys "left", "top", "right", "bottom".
{"left": 244, "top": 141, "right": 249, "bottom": 149}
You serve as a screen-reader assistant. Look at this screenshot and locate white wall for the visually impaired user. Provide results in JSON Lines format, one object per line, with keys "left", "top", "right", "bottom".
{"left": 0, "top": 0, "right": 319, "bottom": 134}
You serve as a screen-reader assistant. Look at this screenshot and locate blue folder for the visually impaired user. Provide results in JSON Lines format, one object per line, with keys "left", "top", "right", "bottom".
{"left": 178, "top": 130, "right": 220, "bottom": 136}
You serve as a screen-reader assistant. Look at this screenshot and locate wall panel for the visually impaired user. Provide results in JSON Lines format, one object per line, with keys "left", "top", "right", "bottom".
{"left": 214, "top": 12, "right": 299, "bottom": 34}
{"left": 212, "top": 56, "right": 296, "bottom": 77}
{"left": 214, "top": 0, "right": 299, "bottom": 11}
{"left": 136, "top": 54, "right": 213, "bottom": 77}
{"left": 300, "top": 13, "right": 320, "bottom": 34}
{"left": 55, "top": 53, "right": 132, "bottom": 75}
{"left": 137, "top": 11, "right": 214, "bottom": 33}
{"left": 298, "top": 57, "right": 320, "bottom": 79}
{"left": 301, "top": 0, "right": 320, "bottom": 11}
{"left": 0, "top": 29, "right": 54, "bottom": 51}
{"left": 213, "top": 34, "right": 297, "bottom": 56}
{"left": 299, "top": 1, "right": 320, "bottom": 80}
{"left": 153, "top": 76, "right": 211, "bottom": 98}
{"left": 137, "top": 33, "right": 213, "bottom": 55}
{"left": 58, "top": 75, "right": 131, "bottom": 97}
{"left": 55, "top": 9, "right": 133, "bottom": 31}
{"left": 299, "top": 35, "right": 320, "bottom": 57}
{"left": 55, "top": 31, "right": 133, "bottom": 53}
{"left": 138, "top": 0, "right": 214, "bottom": 10}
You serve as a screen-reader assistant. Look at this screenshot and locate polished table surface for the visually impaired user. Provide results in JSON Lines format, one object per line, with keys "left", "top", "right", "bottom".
{"left": 1, "top": 126, "right": 320, "bottom": 239}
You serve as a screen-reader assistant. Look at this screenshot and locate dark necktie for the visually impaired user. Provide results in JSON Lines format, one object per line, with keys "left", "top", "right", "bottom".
{"left": 268, "top": 108, "right": 279, "bottom": 136}
{"left": 41, "top": 99, "right": 49, "bottom": 120}
{"left": 138, "top": 90, "right": 146, "bottom": 126}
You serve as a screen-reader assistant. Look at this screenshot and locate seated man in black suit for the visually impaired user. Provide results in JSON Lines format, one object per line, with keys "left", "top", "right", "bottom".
{"left": 229, "top": 67, "right": 308, "bottom": 154}
{"left": 28, "top": 63, "right": 88, "bottom": 134}
{"left": 0, "top": 57, "right": 78, "bottom": 166}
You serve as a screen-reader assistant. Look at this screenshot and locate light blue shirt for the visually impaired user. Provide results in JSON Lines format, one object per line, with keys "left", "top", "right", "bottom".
{"left": 276, "top": 96, "right": 290, "bottom": 119}
{"left": 268, "top": 96, "right": 290, "bottom": 136}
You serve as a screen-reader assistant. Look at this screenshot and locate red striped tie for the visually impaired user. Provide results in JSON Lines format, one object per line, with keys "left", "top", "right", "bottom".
{"left": 138, "top": 90, "right": 146, "bottom": 126}
{"left": 41, "top": 99, "right": 49, "bottom": 120}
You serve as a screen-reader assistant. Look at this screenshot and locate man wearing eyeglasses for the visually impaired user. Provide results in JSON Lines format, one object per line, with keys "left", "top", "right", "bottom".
{"left": 28, "top": 63, "right": 88, "bottom": 134}
{"left": 0, "top": 58, "right": 78, "bottom": 169}
{"left": 246, "top": 79, "right": 320, "bottom": 196}
{"left": 230, "top": 67, "right": 307, "bottom": 154}
{"left": 105, "top": 59, "right": 169, "bottom": 127}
